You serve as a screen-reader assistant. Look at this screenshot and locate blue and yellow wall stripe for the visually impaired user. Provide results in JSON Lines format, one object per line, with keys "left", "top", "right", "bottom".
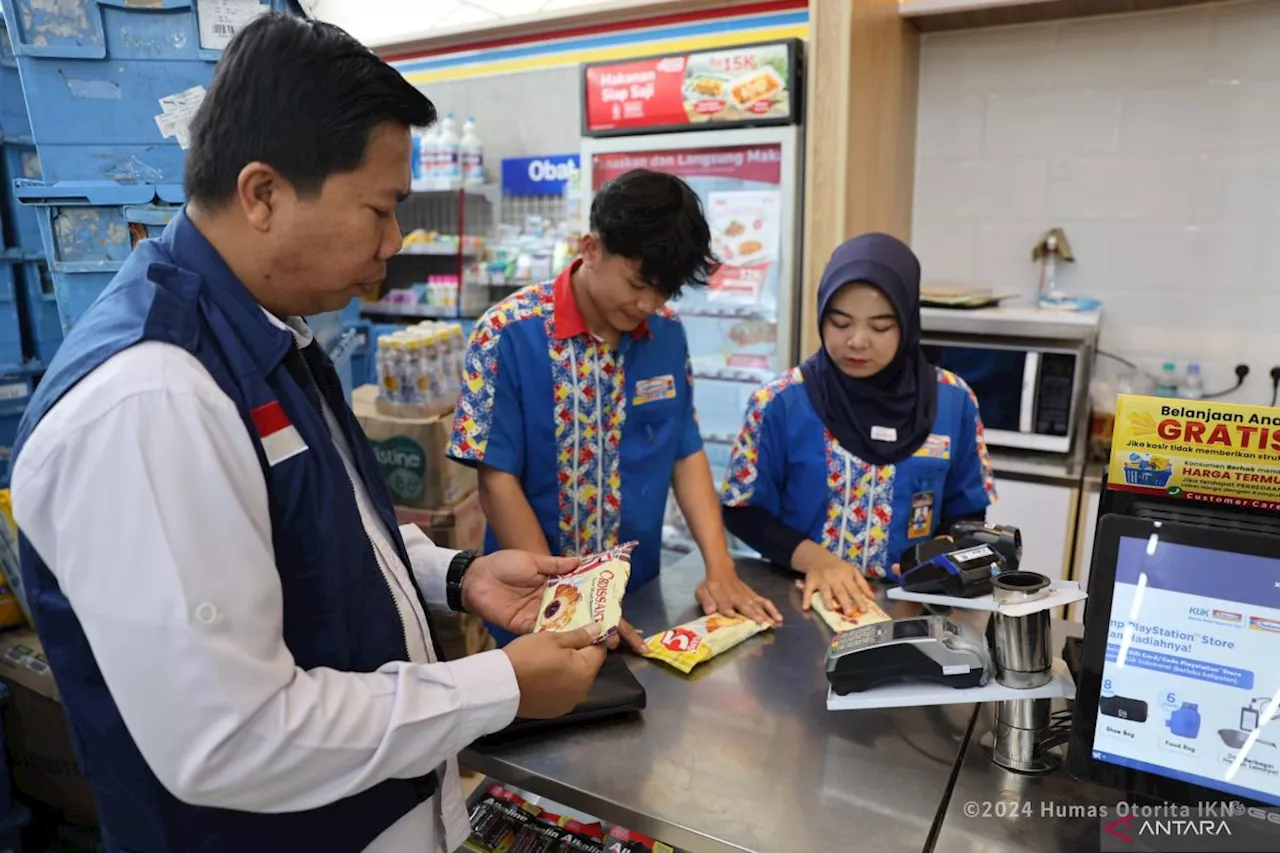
{"left": 388, "top": 1, "right": 810, "bottom": 86}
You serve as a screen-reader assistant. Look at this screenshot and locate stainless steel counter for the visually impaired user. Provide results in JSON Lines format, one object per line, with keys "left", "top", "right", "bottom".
{"left": 463, "top": 556, "right": 977, "bottom": 853}
{"left": 931, "top": 621, "right": 1111, "bottom": 853}
{"left": 932, "top": 700, "right": 1115, "bottom": 853}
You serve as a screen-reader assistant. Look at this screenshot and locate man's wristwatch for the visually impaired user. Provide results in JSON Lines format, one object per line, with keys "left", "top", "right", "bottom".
{"left": 446, "top": 549, "right": 479, "bottom": 613}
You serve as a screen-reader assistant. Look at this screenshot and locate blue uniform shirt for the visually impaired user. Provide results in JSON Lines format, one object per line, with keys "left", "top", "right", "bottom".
{"left": 720, "top": 366, "right": 996, "bottom": 579}
{"left": 449, "top": 261, "right": 702, "bottom": 600}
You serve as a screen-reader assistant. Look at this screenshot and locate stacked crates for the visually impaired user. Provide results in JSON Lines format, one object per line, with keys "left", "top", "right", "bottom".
{"left": 0, "top": 12, "right": 44, "bottom": 486}
{"left": 0, "top": 0, "right": 300, "bottom": 333}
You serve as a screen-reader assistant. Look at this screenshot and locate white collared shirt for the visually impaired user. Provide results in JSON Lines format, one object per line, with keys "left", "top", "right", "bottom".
{"left": 11, "top": 314, "right": 519, "bottom": 853}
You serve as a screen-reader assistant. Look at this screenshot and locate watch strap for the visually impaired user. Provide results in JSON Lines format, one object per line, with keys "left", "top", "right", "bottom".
{"left": 446, "top": 549, "right": 478, "bottom": 613}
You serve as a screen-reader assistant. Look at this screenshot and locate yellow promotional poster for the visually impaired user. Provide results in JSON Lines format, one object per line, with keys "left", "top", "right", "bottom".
{"left": 1108, "top": 395, "right": 1280, "bottom": 511}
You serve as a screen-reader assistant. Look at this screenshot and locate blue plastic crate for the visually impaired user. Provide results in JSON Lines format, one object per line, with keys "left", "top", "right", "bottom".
{"left": 18, "top": 260, "right": 59, "bottom": 364}
{"left": 347, "top": 320, "right": 372, "bottom": 392}
{"left": 325, "top": 327, "right": 358, "bottom": 404}
{"left": 0, "top": 371, "right": 34, "bottom": 487}
{"left": 1, "top": 143, "right": 43, "bottom": 254}
{"left": 0, "top": 0, "right": 297, "bottom": 187}
{"left": 0, "top": 18, "right": 31, "bottom": 142}
{"left": 307, "top": 310, "right": 344, "bottom": 354}
{"left": 16, "top": 180, "right": 181, "bottom": 331}
{"left": 0, "top": 263, "right": 20, "bottom": 369}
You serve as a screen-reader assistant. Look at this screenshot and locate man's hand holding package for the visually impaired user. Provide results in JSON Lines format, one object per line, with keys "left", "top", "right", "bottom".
{"left": 462, "top": 550, "right": 581, "bottom": 633}
{"left": 503, "top": 625, "right": 608, "bottom": 718}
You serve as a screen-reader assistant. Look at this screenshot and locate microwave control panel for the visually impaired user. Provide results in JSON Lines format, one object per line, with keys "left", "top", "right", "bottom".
{"left": 1033, "top": 352, "right": 1077, "bottom": 437}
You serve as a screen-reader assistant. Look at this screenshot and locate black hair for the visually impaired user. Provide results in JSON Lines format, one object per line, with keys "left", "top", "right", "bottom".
{"left": 589, "top": 169, "right": 717, "bottom": 299}
{"left": 184, "top": 14, "right": 436, "bottom": 206}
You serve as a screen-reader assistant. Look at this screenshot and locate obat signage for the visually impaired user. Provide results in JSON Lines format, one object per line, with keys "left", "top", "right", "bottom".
{"left": 500, "top": 154, "right": 580, "bottom": 196}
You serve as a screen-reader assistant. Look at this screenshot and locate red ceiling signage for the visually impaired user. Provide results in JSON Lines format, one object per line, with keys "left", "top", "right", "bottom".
{"left": 591, "top": 144, "right": 784, "bottom": 188}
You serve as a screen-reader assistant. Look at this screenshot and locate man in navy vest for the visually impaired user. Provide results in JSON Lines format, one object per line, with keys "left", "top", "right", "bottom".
{"left": 8, "top": 14, "right": 605, "bottom": 853}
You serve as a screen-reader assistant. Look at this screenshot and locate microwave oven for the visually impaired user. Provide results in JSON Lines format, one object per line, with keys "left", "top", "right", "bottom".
{"left": 920, "top": 335, "right": 1087, "bottom": 455}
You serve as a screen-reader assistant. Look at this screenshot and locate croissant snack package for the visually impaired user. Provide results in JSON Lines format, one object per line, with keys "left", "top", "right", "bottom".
{"left": 640, "top": 613, "right": 768, "bottom": 674}
{"left": 811, "top": 595, "right": 892, "bottom": 633}
{"left": 533, "top": 541, "right": 636, "bottom": 644}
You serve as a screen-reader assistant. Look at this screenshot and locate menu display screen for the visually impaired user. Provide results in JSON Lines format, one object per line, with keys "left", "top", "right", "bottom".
{"left": 582, "top": 41, "right": 799, "bottom": 136}
{"left": 1093, "top": 535, "right": 1280, "bottom": 806}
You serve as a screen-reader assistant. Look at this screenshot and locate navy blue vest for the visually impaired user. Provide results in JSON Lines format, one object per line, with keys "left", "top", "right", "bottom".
{"left": 11, "top": 211, "right": 442, "bottom": 853}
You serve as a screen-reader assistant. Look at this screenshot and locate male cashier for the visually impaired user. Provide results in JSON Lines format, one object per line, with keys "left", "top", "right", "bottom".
{"left": 9, "top": 16, "right": 603, "bottom": 853}
{"left": 449, "top": 169, "right": 782, "bottom": 650}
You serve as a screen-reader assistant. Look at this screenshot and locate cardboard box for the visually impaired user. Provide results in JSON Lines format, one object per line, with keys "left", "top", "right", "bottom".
{"left": 397, "top": 491, "right": 493, "bottom": 659}
{"left": 0, "top": 629, "right": 98, "bottom": 821}
{"left": 396, "top": 490, "right": 486, "bottom": 553}
{"left": 353, "top": 384, "right": 477, "bottom": 510}
{"left": 434, "top": 613, "right": 495, "bottom": 661}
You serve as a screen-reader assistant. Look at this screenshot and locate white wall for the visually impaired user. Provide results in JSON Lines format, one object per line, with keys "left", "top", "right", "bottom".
{"left": 308, "top": 0, "right": 639, "bottom": 49}
{"left": 912, "top": 0, "right": 1280, "bottom": 403}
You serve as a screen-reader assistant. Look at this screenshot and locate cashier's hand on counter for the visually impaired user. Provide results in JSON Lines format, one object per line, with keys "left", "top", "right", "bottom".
{"left": 607, "top": 559, "right": 784, "bottom": 658}
{"left": 696, "top": 557, "right": 783, "bottom": 627}
{"left": 793, "top": 541, "right": 876, "bottom": 617}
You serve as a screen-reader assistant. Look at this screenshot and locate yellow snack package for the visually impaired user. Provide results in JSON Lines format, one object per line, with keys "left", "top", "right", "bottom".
{"left": 0, "top": 489, "right": 28, "bottom": 628}
{"left": 641, "top": 613, "right": 767, "bottom": 674}
{"left": 533, "top": 541, "right": 635, "bottom": 644}
{"left": 811, "top": 595, "right": 892, "bottom": 633}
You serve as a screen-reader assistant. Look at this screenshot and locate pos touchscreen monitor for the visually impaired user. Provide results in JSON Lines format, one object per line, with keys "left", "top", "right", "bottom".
{"left": 1068, "top": 514, "right": 1280, "bottom": 808}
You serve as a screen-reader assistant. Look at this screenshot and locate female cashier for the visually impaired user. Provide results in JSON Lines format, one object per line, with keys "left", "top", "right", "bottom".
{"left": 720, "top": 232, "right": 997, "bottom": 615}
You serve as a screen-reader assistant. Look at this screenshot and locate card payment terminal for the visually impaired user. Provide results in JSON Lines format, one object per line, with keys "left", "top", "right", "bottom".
{"left": 825, "top": 616, "right": 993, "bottom": 695}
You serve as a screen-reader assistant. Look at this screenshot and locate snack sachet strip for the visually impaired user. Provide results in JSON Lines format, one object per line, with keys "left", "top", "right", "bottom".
{"left": 811, "top": 595, "right": 892, "bottom": 633}
{"left": 602, "top": 826, "right": 675, "bottom": 853}
{"left": 640, "top": 613, "right": 768, "bottom": 674}
{"left": 534, "top": 541, "right": 636, "bottom": 643}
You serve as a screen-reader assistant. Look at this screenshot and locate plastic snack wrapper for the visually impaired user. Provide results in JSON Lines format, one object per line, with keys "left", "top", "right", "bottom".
{"left": 640, "top": 613, "right": 768, "bottom": 674}
{"left": 811, "top": 595, "right": 892, "bottom": 633}
{"left": 602, "top": 826, "right": 675, "bottom": 853}
{"left": 0, "top": 490, "right": 30, "bottom": 628}
{"left": 533, "top": 541, "right": 636, "bottom": 644}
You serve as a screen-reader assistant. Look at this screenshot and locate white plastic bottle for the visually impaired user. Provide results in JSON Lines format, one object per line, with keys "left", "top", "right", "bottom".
{"left": 445, "top": 324, "right": 463, "bottom": 397}
{"left": 418, "top": 125, "right": 439, "bottom": 190}
{"left": 397, "top": 332, "right": 425, "bottom": 408}
{"left": 563, "top": 160, "right": 582, "bottom": 230}
{"left": 1179, "top": 363, "right": 1204, "bottom": 400}
{"left": 377, "top": 335, "right": 403, "bottom": 404}
{"left": 438, "top": 112, "right": 460, "bottom": 188}
{"left": 460, "top": 116, "right": 484, "bottom": 187}
{"left": 408, "top": 329, "right": 436, "bottom": 411}
{"left": 1155, "top": 362, "right": 1181, "bottom": 398}
{"left": 410, "top": 128, "right": 424, "bottom": 186}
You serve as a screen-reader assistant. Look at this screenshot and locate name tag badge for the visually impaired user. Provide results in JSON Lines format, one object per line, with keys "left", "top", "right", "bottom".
{"left": 913, "top": 434, "right": 953, "bottom": 460}
{"left": 633, "top": 374, "right": 676, "bottom": 406}
{"left": 909, "top": 490, "right": 935, "bottom": 540}
{"left": 871, "top": 425, "right": 898, "bottom": 442}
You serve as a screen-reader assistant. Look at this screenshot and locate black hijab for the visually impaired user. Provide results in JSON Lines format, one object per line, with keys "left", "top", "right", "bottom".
{"left": 799, "top": 233, "right": 937, "bottom": 466}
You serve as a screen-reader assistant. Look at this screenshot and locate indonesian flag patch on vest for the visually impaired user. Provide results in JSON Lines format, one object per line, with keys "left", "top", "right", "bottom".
{"left": 251, "top": 401, "right": 309, "bottom": 466}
